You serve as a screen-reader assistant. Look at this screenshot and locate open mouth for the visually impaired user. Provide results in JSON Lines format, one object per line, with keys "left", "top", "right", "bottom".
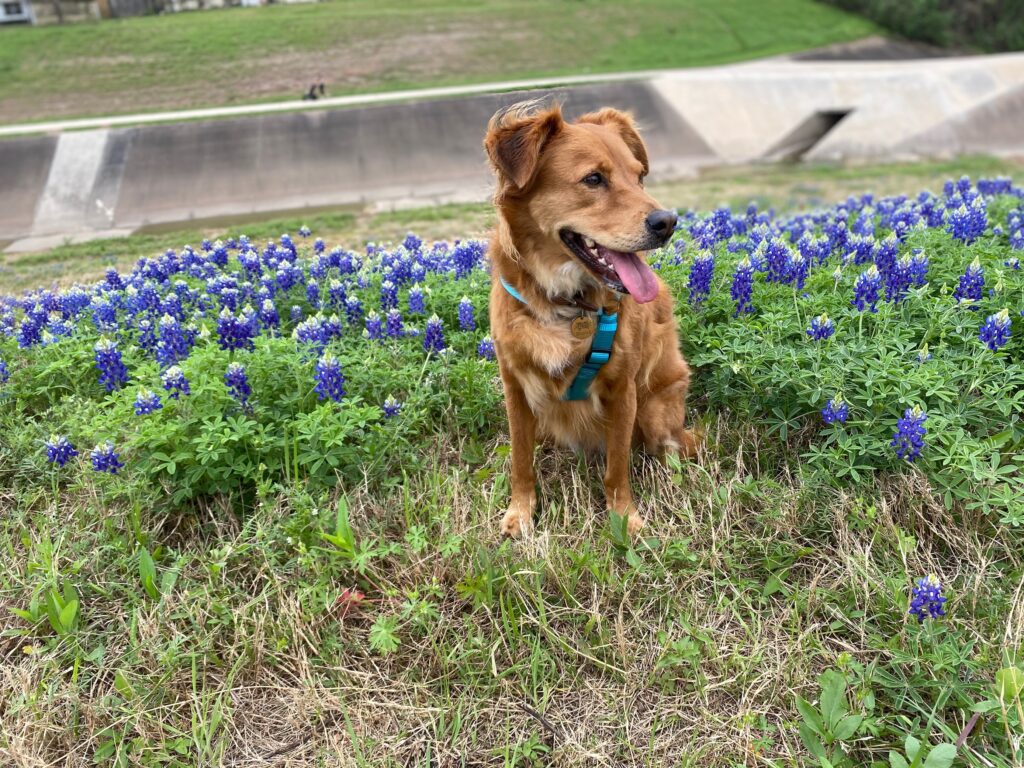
{"left": 559, "top": 230, "right": 660, "bottom": 304}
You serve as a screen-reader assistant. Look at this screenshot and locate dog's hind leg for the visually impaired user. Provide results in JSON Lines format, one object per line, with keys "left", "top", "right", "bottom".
{"left": 637, "top": 362, "right": 699, "bottom": 460}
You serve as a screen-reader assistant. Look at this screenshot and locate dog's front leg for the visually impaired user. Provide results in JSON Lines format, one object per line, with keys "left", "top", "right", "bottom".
{"left": 500, "top": 375, "right": 538, "bottom": 537}
{"left": 603, "top": 381, "right": 643, "bottom": 535}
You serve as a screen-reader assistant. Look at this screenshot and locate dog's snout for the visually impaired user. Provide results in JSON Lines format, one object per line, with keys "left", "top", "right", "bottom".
{"left": 645, "top": 210, "right": 677, "bottom": 242}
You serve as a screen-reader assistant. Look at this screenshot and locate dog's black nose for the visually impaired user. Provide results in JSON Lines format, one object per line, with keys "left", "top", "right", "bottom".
{"left": 645, "top": 209, "right": 677, "bottom": 241}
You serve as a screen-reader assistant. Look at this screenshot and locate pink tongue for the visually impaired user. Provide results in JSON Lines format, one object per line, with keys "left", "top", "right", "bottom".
{"left": 598, "top": 246, "right": 660, "bottom": 303}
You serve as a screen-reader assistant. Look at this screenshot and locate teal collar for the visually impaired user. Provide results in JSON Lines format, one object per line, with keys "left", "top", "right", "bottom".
{"left": 499, "top": 276, "right": 618, "bottom": 401}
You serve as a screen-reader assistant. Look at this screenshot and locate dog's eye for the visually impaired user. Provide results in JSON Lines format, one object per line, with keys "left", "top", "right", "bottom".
{"left": 581, "top": 172, "right": 605, "bottom": 188}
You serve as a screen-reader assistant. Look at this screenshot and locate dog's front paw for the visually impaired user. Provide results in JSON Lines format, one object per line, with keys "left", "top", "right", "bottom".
{"left": 500, "top": 500, "right": 535, "bottom": 538}
{"left": 627, "top": 511, "right": 646, "bottom": 536}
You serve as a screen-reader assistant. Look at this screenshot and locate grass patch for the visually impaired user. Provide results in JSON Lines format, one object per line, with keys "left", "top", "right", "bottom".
{"left": 1, "top": 166, "right": 1023, "bottom": 765}
{"left": 0, "top": 0, "right": 879, "bottom": 124}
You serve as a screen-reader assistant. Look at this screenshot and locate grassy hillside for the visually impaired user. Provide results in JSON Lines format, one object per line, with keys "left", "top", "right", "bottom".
{"left": 0, "top": 0, "right": 879, "bottom": 124}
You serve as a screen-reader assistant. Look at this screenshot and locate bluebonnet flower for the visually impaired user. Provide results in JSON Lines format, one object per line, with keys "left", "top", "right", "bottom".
{"left": 306, "top": 279, "right": 322, "bottom": 310}
{"left": 94, "top": 338, "right": 129, "bottom": 392}
{"left": 0, "top": 357, "right": 8, "bottom": 385}
{"left": 885, "top": 255, "right": 914, "bottom": 303}
{"left": 345, "top": 295, "right": 363, "bottom": 327}
{"left": 314, "top": 351, "right": 345, "bottom": 402}
{"left": 290, "top": 305, "right": 304, "bottom": 322}
{"left": 458, "top": 296, "right": 477, "bottom": 330}
{"left": 852, "top": 266, "right": 882, "bottom": 313}
{"left": 133, "top": 388, "right": 163, "bottom": 416}
{"left": 91, "top": 297, "right": 117, "bottom": 332}
{"left": 45, "top": 435, "right": 78, "bottom": 467}
{"left": 161, "top": 366, "right": 190, "bottom": 399}
{"left": 408, "top": 286, "right": 426, "bottom": 315}
{"left": 224, "top": 362, "right": 251, "bottom": 406}
{"left": 892, "top": 405, "right": 927, "bottom": 462}
{"left": 979, "top": 308, "right": 1011, "bottom": 351}
{"left": 730, "top": 258, "right": 755, "bottom": 317}
{"left": 298, "top": 225, "right": 312, "bottom": 238}
{"left": 946, "top": 197, "right": 987, "bottom": 244}
{"left": 216, "top": 307, "right": 258, "bottom": 352}
{"left": 314, "top": 237, "right": 325, "bottom": 254}
{"left": 908, "top": 574, "right": 947, "bottom": 623}
{"left": 104, "top": 267, "right": 125, "bottom": 291}
{"left": 385, "top": 309, "right": 405, "bottom": 338}
{"left": 380, "top": 280, "right": 398, "bottom": 311}
{"left": 908, "top": 251, "right": 929, "bottom": 286}
{"left": 258, "top": 299, "right": 280, "bottom": 332}
{"left": 364, "top": 311, "right": 384, "bottom": 341}
{"left": 790, "top": 253, "right": 809, "bottom": 290}
{"left": 382, "top": 395, "right": 402, "bottom": 418}
{"left": 1006, "top": 256, "right": 1021, "bottom": 270}
{"left": 916, "top": 344, "right": 932, "bottom": 364}
{"left": 90, "top": 442, "right": 124, "bottom": 474}
{"left": 821, "top": 395, "right": 849, "bottom": 425}
{"left": 806, "top": 313, "right": 835, "bottom": 341}
{"left": 953, "top": 257, "right": 984, "bottom": 306}
{"left": 687, "top": 253, "right": 714, "bottom": 305}
{"left": 423, "top": 314, "right": 446, "bottom": 354}
{"left": 478, "top": 335, "right": 496, "bottom": 360}
{"left": 156, "top": 314, "right": 190, "bottom": 368}
{"left": 403, "top": 233, "right": 423, "bottom": 253}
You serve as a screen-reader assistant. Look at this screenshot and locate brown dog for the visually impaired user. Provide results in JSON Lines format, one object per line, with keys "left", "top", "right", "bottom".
{"left": 484, "top": 100, "right": 698, "bottom": 538}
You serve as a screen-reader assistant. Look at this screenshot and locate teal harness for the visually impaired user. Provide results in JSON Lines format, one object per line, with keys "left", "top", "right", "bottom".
{"left": 500, "top": 277, "right": 618, "bottom": 401}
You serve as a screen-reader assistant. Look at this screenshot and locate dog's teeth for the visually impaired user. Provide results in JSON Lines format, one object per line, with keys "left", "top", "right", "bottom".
{"left": 584, "top": 237, "right": 596, "bottom": 249}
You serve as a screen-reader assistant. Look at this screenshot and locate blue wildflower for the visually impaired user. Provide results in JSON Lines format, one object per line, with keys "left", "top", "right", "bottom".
{"left": 0, "top": 357, "right": 8, "bottom": 385}
{"left": 458, "top": 296, "right": 476, "bottom": 331}
{"left": 908, "top": 574, "right": 947, "bottom": 623}
{"left": 730, "top": 257, "right": 755, "bottom": 317}
{"left": 94, "top": 338, "right": 129, "bottom": 392}
{"left": 382, "top": 395, "right": 402, "bottom": 418}
{"left": 364, "top": 311, "right": 384, "bottom": 341}
{"left": 380, "top": 280, "right": 398, "bottom": 311}
{"left": 216, "top": 307, "right": 257, "bottom": 352}
{"left": 892, "top": 405, "right": 927, "bottom": 462}
{"left": 133, "top": 388, "right": 163, "bottom": 416}
{"left": 478, "top": 335, "right": 496, "bottom": 360}
{"left": 156, "top": 314, "right": 190, "bottom": 368}
{"left": 953, "top": 257, "right": 984, "bottom": 307}
{"left": 821, "top": 395, "right": 849, "bottom": 425}
{"left": 852, "top": 265, "right": 882, "bottom": 313}
{"left": 345, "top": 295, "right": 363, "bottom": 327}
{"left": 298, "top": 225, "right": 311, "bottom": 238}
{"left": 687, "top": 253, "right": 714, "bottom": 305}
{"left": 408, "top": 286, "right": 426, "bottom": 315}
{"left": 423, "top": 314, "right": 446, "bottom": 354}
{"left": 806, "top": 313, "right": 835, "bottom": 341}
{"left": 290, "top": 305, "right": 304, "bottom": 323}
{"left": 45, "top": 435, "right": 78, "bottom": 467}
{"left": 314, "top": 351, "right": 345, "bottom": 402}
{"left": 90, "top": 441, "right": 124, "bottom": 474}
{"left": 979, "top": 308, "right": 1011, "bottom": 352}
{"left": 916, "top": 344, "right": 932, "bottom": 364}
{"left": 224, "top": 362, "right": 251, "bottom": 406}
{"left": 385, "top": 309, "right": 405, "bottom": 338}
{"left": 161, "top": 366, "right": 190, "bottom": 399}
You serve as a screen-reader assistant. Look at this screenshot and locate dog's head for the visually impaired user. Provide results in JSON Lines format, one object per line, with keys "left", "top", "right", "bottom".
{"left": 485, "top": 100, "right": 675, "bottom": 304}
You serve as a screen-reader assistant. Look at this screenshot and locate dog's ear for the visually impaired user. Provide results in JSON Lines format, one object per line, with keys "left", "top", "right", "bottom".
{"left": 577, "top": 108, "right": 649, "bottom": 176}
{"left": 484, "top": 101, "right": 564, "bottom": 196}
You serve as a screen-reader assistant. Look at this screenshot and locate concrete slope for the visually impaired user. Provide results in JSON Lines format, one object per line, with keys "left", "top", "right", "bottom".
{"left": 4, "top": 52, "right": 1024, "bottom": 248}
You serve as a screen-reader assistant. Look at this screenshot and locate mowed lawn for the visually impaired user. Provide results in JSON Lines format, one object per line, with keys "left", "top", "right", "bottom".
{"left": 0, "top": 0, "right": 879, "bottom": 124}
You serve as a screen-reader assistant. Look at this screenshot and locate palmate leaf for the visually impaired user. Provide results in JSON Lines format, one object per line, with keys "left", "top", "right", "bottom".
{"left": 369, "top": 615, "right": 400, "bottom": 656}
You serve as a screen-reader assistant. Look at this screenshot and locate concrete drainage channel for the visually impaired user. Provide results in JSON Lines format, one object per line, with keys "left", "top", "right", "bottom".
{"left": 2, "top": 51, "right": 1023, "bottom": 252}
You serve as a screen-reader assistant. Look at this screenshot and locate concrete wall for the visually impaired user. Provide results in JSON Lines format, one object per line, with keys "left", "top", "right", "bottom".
{"left": 4, "top": 53, "right": 1023, "bottom": 247}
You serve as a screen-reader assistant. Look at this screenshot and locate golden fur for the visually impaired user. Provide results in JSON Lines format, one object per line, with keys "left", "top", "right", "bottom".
{"left": 484, "top": 101, "right": 698, "bottom": 537}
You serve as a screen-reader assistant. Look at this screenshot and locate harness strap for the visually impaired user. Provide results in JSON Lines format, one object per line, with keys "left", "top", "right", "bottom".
{"left": 499, "top": 277, "right": 618, "bottom": 401}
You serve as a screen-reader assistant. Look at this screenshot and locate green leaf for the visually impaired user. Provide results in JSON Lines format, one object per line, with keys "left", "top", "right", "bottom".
{"left": 890, "top": 752, "right": 910, "bottom": 768}
{"left": 922, "top": 743, "right": 956, "bottom": 768}
{"left": 796, "top": 695, "right": 825, "bottom": 738}
{"left": 904, "top": 735, "right": 921, "bottom": 763}
{"left": 139, "top": 547, "right": 160, "bottom": 600}
{"left": 369, "top": 615, "right": 400, "bottom": 656}
{"left": 832, "top": 714, "right": 862, "bottom": 741}
{"left": 114, "top": 669, "right": 135, "bottom": 699}
{"left": 799, "top": 721, "right": 826, "bottom": 760}
{"left": 819, "top": 669, "right": 848, "bottom": 730}
{"left": 59, "top": 599, "right": 78, "bottom": 633}
{"left": 995, "top": 666, "right": 1024, "bottom": 702}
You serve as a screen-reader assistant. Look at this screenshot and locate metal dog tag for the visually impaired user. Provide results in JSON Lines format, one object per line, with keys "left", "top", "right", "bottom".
{"left": 571, "top": 315, "right": 596, "bottom": 339}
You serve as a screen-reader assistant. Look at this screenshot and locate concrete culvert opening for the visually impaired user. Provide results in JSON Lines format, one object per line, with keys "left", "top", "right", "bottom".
{"left": 764, "top": 110, "right": 852, "bottom": 162}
